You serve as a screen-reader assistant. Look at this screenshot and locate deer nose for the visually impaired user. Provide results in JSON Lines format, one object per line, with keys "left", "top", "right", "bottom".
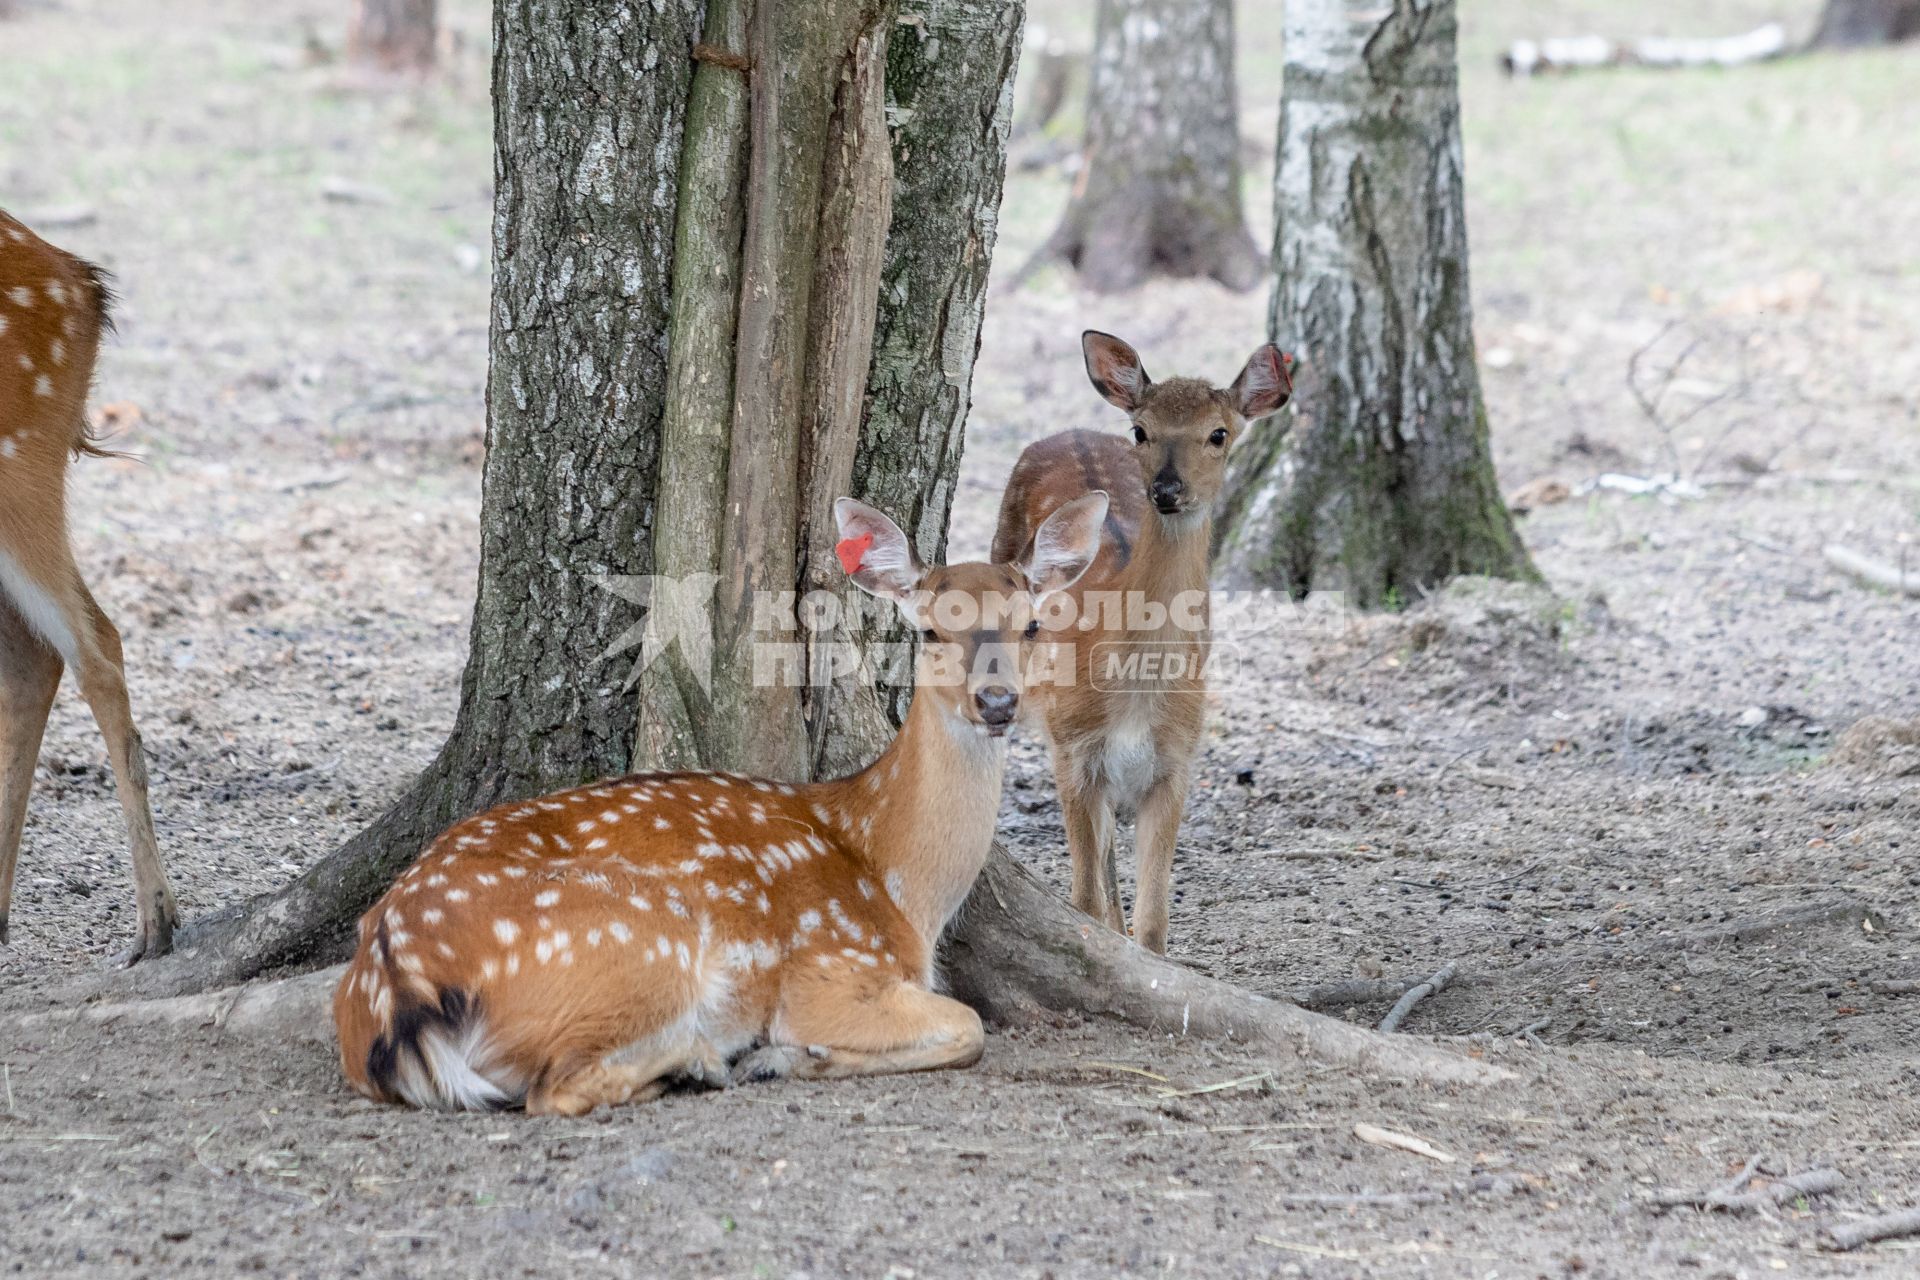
{"left": 1151, "top": 474, "right": 1185, "bottom": 509}
{"left": 974, "top": 687, "right": 1018, "bottom": 727}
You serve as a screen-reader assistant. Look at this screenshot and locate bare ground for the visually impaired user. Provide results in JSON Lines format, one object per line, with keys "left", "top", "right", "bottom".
{"left": 3, "top": 0, "right": 1919, "bottom": 1276}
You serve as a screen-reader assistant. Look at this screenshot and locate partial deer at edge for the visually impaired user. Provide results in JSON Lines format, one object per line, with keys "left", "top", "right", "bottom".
{"left": 991, "top": 331, "right": 1291, "bottom": 953}
{"left": 334, "top": 492, "right": 1108, "bottom": 1114}
{"left": 0, "top": 208, "right": 177, "bottom": 963}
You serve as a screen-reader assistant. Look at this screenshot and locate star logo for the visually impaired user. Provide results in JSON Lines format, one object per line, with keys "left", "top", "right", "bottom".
{"left": 590, "top": 572, "right": 722, "bottom": 691}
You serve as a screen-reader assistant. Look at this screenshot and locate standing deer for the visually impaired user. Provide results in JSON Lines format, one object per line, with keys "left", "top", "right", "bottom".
{"left": 0, "top": 209, "right": 176, "bottom": 963}
{"left": 991, "top": 331, "right": 1291, "bottom": 953}
{"left": 333, "top": 492, "right": 1109, "bottom": 1114}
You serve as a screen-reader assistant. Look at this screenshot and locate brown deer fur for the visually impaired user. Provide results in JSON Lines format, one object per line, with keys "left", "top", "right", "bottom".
{"left": 0, "top": 207, "right": 177, "bottom": 962}
{"left": 334, "top": 494, "right": 1108, "bottom": 1114}
{"left": 992, "top": 332, "right": 1291, "bottom": 953}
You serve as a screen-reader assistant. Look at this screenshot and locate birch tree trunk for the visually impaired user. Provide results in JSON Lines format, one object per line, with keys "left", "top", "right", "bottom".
{"left": 346, "top": 0, "right": 438, "bottom": 77}
{"left": 1810, "top": 0, "right": 1920, "bottom": 46}
{"left": 1215, "top": 0, "right": 1536, "bottom": 607}
{"left": 1030, "top": 0, "right": 1262, "bottom": 293}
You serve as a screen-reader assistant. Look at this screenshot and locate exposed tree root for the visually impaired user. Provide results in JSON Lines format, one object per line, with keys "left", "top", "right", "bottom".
{"left": 1825, "top": 544, "right": 1920, "bottom": 598}
{"left": 943, "top": 847, "right": 1509, "bottom": 1087}
{"left": 16, "top": 967, "right": 340, "bottom": 1046}
{"left": 1830, "top": 1205, "right": 1920, "bottom": 1251}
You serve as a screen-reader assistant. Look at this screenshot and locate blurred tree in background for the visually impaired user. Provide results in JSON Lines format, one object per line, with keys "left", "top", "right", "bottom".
{"left": 1216, "top": 0, "right": 1535, "bottom": 608}
{"left": 347, "top": 0, "right": 438, "bottom": 77}
{"left": 1028, "top": 0, "right": 1263, "bottom": 292}
{"left": 1811, "top": 0, "right": 1920, "bottom": 46}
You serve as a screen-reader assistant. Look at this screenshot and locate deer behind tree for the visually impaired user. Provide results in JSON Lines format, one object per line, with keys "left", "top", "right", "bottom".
{"left": 993, "top": 333, "right": 1290, "bottom": 953}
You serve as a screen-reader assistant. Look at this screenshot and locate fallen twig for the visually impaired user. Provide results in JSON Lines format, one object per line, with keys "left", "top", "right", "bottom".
{"left": 1155, "top": 1071, "right": 1272, "bottom": 1099}
{"left": 1293, "top": 977, "right": 1419, "bottom": 1010}
{"left": 1825, "top": 545, "right": 1919, "bottom": 599}
{"left": 1277, "top": 1191, "right": 1444, "bottom": 1209}
{"left": 1652, "top": 1161, "right": 1845, "bottom": 1213}
{"left": 1353, "top": 1123, "right": 1457, "bottom": 1165}
{"left": 1829, "top": 1206, "right": 1920, "bottom": 1251}
{"left": 1871, "top": 980, "right": 1919, "bottom": 997}
{"left": 1257, "top": 846, "right": 1388, "bottom": 862}
{"left": 1378, "top": 962, "right": 1456, "bottom": 1034}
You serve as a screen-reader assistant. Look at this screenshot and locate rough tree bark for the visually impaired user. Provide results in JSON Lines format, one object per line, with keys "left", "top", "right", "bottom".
{"left": 1027, "top": 0, "right": 1263, "bottom": 292}
{"left": 72, "top": 0, "right": 1496, "bottom": 1087}
{"left": 346, "top": 0, "right": 439, "bottom": 77}
{"left": 1215, "top": 0, "right": 1537, "bottom": 607}
{"left": 635, "top": 0, "right": 903, "bottom": 783}
{"left": 1810, "top": 0, "right": 1920, "bottom": 46}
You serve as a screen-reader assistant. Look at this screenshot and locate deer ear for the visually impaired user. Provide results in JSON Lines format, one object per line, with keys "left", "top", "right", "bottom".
{"left": 1082, "top": 331, "right": 1151, "bottom": 412}
{"left": 1021, "top": 491, "right": 1108, "bottom": 600}
{"left": 1229, "top": 343, "right": 1294, "bottom": 419}
{"left": 833, "top": 498, "right": 924, "bottom": 604}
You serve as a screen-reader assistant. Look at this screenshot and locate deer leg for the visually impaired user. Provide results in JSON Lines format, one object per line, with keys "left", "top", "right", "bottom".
{"left": 0, "top": 598, "right": 63, "bottom": 947}
{"left": 749, "top": 980, "right": 984, "bottom": 1082}
{"left": 67, "top": 582, "right": 176, "bottom": 964}
{"left": 1057, "top": 759, "right": 1123, "bottom": 931}
{"left": 1129, "top": 769, "right": 1190, "bottom": 955}
{"left": 526, "top": 1048, "right": 681, "bottom": 1117}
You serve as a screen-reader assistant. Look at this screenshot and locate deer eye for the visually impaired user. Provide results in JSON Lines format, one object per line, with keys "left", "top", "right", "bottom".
{"left": 921, "top": 628, "right": 939, "bottom": 644}
{"left": 1024, "top": 619, "right": 1040, "bottom": 640}
{"left": 1208, "top": 428, "right": 1229, "bottom": 447}
{"left": 1131, "top": 425, "right": 1147, "bottom": 445}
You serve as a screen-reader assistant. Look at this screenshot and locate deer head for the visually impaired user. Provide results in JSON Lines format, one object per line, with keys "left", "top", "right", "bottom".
{"left": 834, "top": 492, "right": 1108, "bottom": 736}
{"left": 1081, "top": 330, "right": 1293, "bottom": 521}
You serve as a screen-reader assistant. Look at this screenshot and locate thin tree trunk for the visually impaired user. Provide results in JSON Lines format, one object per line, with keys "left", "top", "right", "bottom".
{"left": 1215, "top": 0, "right": 1536, "bottom": 607}
{"left": 346, "top": 0, "right": 438, "bottom": 77}
{"left": 1028, "top": 0, "right": 1262, "bottom": 293}
{"left": 813, "top": 0, "right": 1027, "bottom": 777}
{"left": 1809, "top": 0, "right": 1920, "bottom": 47}
{"left": 629, "top": 0, "right": 903, "bottom": 783}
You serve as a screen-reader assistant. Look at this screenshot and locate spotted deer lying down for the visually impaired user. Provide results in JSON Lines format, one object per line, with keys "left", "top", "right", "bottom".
{"left": 334, "top": 492, "right": 1109, "bottom": 1114}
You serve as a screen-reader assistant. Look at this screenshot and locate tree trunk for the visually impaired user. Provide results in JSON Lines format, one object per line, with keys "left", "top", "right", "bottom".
{"left": 346, "top": 0, "right": 438, "bottom": 77}
{"left": 124, "top": 0, "right": 1007, "bottom": 1001}
{"left": 1215, "top": 0, "right": 1537, "bottom": 607}
{"left": 1810, "top": 0, "right": 1920, "bottom": 46}
{"left": 814, "top": 0, "right": 1029, "bottom": 777}
{"left": 1028, "top": 0, "right": 1263, "bottom": 293}
{"left": 108, "top": 0, "right": 704, "bottom": 998}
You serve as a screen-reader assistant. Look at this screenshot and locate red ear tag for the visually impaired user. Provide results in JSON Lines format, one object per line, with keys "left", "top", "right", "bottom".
{"left": 836, "top": 533, "right": 874, "bottom": 575}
